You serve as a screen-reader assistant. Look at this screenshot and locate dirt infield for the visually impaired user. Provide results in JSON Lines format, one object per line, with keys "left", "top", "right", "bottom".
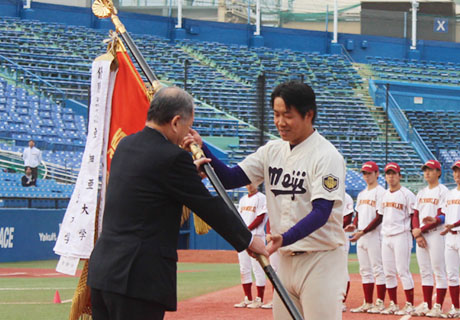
{"left": 178, "top": 249, "right": 239, "bottom": 263}
{"left": 168, "top": 250, "right": 453, "bottom": 320}
{"left": 0, "top": 268, "right": 82, "bottom": 278}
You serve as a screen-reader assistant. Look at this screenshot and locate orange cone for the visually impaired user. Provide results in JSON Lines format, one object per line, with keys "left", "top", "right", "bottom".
{"left": 53, "top": 290, "right": 61, "bottom": 304}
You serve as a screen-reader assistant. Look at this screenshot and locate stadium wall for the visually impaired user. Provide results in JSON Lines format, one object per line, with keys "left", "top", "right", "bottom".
{"left": 0, "top": 209, "right": 63, "bottom": 262}
{"left": 2, "top": 0, "right": 460, "bottom": 64}
{"left": 0, "top": 208, "right": 250, "bottom": 261}
{"left": 371, "top": 80, "right": 460, "bottom": 112}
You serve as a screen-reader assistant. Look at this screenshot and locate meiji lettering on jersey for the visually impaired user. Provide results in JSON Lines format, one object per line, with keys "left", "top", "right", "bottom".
{"left": 269, "top": 167, "right": 306, "bottom": 199}
{"left": 0, "top": 227, "right": 14, "bottom": 248}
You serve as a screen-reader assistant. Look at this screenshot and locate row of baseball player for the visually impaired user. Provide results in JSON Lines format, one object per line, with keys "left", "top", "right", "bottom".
{"left": 342, "top": 159, "right": 460, "bottom": 318}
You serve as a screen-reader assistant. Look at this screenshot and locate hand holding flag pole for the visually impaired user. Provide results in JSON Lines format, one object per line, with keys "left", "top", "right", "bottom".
{"left": 92, "top": 1, "right": 303, "bottom": 319}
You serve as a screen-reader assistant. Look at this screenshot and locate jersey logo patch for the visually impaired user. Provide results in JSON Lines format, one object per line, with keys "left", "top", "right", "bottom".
{"left": 322, "top": 175, "right": 339, "bottom": 192}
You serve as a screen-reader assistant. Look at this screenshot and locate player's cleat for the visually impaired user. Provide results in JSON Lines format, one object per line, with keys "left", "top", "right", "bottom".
{"left": 351, "top": 301, "right": 374, "bottom": 313}
{"left": 342, "top": 303, "right": 347, "bottom": 312}
{"left": 445, "top": 305, "right": 460, "bottom": 318}
{"left": 368, "top": 299, "right": 385, "bottom": 313}
{"left": 380, "top": 301, "right": 399, "bottom": 315}
{"left": 234, "top": 296, "right": 252, "bottom": 308}
{"left": 426, "top": 303, "right": 444, "bottom": 318}
{"left": 395, "top": 302, "right": 415, "bottom": 315}
{"left": 413, "top": 302, "right": 430, "bottom": 316}
{"left": 261, "top": 301, "right": 273, "bottom": 309}
{"left": 247, "top": 297, "right": 263, "bottom": 309}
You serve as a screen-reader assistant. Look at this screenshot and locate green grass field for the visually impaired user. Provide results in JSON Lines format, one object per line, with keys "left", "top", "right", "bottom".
{"left": 0, "top": 254, "right": 420, "bottom": 320}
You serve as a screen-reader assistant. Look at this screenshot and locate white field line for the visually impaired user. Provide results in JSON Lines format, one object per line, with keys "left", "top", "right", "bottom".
{"left": 0, "top": 287, "right": 75, "bottom": 291}
{"left": 0, "top": 300, "right": 72, "bottom": 305}
{"left": 0, "top": 272, "right": 27, "bottom": 276}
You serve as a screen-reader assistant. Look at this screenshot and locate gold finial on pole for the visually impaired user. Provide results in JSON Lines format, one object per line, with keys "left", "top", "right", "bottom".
{"left": 92, "top": 0, "right": 114, "bottom": 19}
{"left": 92, "top": 0, "right": 126, "bottom": 33}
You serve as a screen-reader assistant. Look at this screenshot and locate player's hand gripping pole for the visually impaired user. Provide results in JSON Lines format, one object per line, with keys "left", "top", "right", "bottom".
{"left": 92, "top": 1, "right": 302, "bottom": 318}
{"left": 190, "top": 145, "right": 303, "bottom": 320}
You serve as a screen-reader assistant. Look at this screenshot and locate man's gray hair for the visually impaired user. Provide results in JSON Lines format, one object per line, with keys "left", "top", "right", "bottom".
{"left": 147, "top": 87, "right": 194, "bottom": 125}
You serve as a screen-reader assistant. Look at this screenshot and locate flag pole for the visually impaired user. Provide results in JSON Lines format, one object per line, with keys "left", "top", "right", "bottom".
{"left": 92, "top": 0, "right": 161, "bottom": 93}
{"left": 92, "top": 1, "right": 303, "bottom": 319}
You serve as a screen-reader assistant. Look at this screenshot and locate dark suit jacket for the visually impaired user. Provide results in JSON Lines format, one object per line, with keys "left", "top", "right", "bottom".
{"left": 21, "top": 175, "right": 36, "bottom": 187}
{"left": 87, "top": 127, "right": 251, "bottom": 311}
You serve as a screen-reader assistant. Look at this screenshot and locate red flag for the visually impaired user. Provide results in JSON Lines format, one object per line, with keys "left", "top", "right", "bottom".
{"left": 106, "top": 50, "right": 150, "bottom": 172}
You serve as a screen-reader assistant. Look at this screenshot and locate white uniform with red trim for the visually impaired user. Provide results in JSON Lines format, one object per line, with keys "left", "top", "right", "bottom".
{"left": 355, "top": 185, "right": 386, "bottom": 285}
{"left": 239, "top": 130, "right": 347, "bottom": 320}
{"left": 443, "top": 188, "right": 460, "bottom": 287}
{"left": 237, "top": 191, "right": 268, "bottom": 286}
{"left": 415, "top": 184, "right": 448, "bottom": 289}
{"left": 379, "top": 186, "right": 416, "bottom": 290}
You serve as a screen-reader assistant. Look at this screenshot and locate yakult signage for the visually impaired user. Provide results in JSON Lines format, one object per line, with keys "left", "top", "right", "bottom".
{"left": 0, "top": 209, "right": 64, "bottom": 262}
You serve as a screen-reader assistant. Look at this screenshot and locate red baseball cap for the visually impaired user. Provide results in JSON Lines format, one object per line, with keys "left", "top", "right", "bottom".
{"left": 384, "top": 162, "right": 401, "bottom": 174}
{"left": 361, "top": 161, "right": 379, "bottom": 173}
{"left": 452, "top": 160, "right": 460, "bottom": 170}
{"left": 422, "top": 160, "right": 441, "bottom": 171}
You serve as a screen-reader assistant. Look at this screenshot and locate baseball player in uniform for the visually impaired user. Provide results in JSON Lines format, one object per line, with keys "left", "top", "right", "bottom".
{"left": 234, "top": 183, "right": 268, "bottom": 309}
{"left": 379, "top": 162, "right": 416, "bottom": 315}
{"left": 342, "top": 192, "right": 354, "bottom": 312}
{"left": 411, "top": 160, "right": 448, "bottom": 317}
{"left": 185, "top": 80, "right": 348, "bottom": 319}
{"left": 345, "top": 161, "right": 386, "bottom": 314}
{"left": 439, "top": 160, "right": 460, "bottom": 318}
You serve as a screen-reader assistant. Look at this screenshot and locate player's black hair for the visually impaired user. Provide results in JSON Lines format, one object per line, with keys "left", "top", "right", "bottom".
{"left": 270, "top": 80, "right": 317, "bottom": 124}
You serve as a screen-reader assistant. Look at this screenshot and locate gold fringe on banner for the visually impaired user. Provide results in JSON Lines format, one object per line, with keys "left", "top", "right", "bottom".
{"left": 193, "top": 213, "right": 212, "bottom": 235}
{"left": 180, "top": 205, "right": 191, "bottom": 226}
{"left": 68, "top": 260, "right": 92, "bottom": 320}
{"left": 68, "top": 197, "right": 103, "bottom": 320}
{"left": 180, "top": 206, "right": 212, "bottom": 235}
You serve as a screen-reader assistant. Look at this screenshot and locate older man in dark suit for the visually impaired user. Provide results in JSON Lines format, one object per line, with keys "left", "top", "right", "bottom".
{"left": 87, "top": 86, "right": 267, "bottom": 320}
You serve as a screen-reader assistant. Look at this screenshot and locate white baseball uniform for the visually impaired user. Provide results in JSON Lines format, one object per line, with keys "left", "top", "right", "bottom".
{"left": 379, "top": 186, "right": 416, "bottom": 290}
{"left": 239, "top": 130, "right": 347, "bottom": 320}
{"left": 237, "top": 191, "right": 268, "bottom": 286}
{"left": 355, "top": 185, "right": 386, "bottom": 285}
{"left": 443, "top": 188, "right": 460, "bottom": 287}
{"left": 343, "top": 192, "right": 354, "bottom": 254}
{"left": 414, "top": 184, "right": 448, "bottom": 289}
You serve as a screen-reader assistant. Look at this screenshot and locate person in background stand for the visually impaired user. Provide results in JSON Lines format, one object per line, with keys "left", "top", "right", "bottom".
{"left": 234, "top": 183, "right": 268, "bottom": 309}
{"left": 21, "top": 166, "right": 36, "bottom": 187}
{"left": 22, "top": 139, "right": 42, "bottom": 181}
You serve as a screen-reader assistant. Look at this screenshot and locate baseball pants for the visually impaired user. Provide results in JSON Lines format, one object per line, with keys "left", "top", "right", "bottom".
{"left": 445, "top": 233, "right": 460, "bottom": 287}
{"left": 273, "top": 246, "right": 348, "bottom": 320}
{"left": 416, "top": 229, "right": 447, "bottom": 288}
{"left": 357, "top": 231, "right": 385, "bottom": 285}
{"left": 382, "top": 231, "right": 414, "bottom": 290}
{"left": 237, "top": 244, "right": 266, "bottom": 286}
